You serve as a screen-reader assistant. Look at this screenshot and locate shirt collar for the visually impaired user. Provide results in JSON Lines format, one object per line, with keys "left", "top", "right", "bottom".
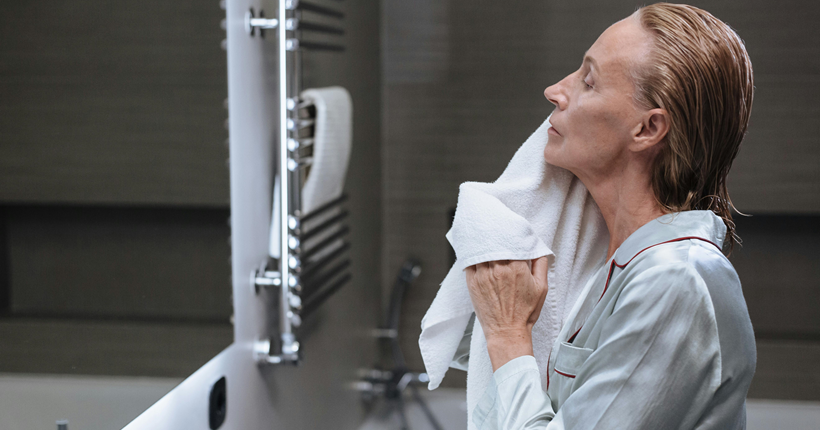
{"left": 612, "top": 210, "right": 727, "bottom": 266}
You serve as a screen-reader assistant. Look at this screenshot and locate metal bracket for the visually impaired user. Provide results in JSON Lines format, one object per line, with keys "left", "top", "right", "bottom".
{"left": 252, "top": 267, "right": 302, "bottom": 365}
{"left": 253, "top": 269, "right": 302, "bottom": 316}
{"left": 253, "top": 269, "right": 281, "bottom": 294}
{"left": 254, "top": 336, "right": 299, "bottom": 365}
{"left": 245, "top": 8, "right": 279, "bottom": 37}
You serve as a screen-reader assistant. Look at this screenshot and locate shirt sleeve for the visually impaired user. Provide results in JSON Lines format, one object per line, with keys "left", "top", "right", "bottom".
{"left": 478, "top": 263, "right": 723, "bottom": 430}
{"left": 473, "top": 355, "right": 556, "bottom": 430}
{"left": 450, "top": 313, "right": 475, "bottom": 371}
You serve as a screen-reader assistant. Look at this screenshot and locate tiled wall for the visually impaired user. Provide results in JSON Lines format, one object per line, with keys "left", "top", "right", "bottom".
{"left": 0, "top": 0, "right": 384, "bottom": 388}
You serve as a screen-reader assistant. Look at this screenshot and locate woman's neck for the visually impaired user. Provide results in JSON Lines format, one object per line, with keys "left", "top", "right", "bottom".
{"left": 581, "top": 165, "right": 668, "bottom": 261}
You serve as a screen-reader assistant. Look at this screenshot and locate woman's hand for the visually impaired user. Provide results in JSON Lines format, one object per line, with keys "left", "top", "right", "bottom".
{"left": 466, "top": 257, "right": 549, "bottom": 371}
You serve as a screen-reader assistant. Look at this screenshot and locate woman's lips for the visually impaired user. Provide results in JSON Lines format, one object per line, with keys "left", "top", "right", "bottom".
{"left": 548, "top": 126, "right": 561, "bottom": 136}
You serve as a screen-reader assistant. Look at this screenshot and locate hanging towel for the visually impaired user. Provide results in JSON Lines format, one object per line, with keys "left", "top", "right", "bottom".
{"left": 269, "top": 86, "right": 353, "bottom": 259}
{"left": 300, "top": 86, "right": 353, "bottom": 215}
{"left": 418, "top": 116, "right": 610, "bottom": 430}
{"left": 269, "top": 175, "right": 282, "bottom": 258}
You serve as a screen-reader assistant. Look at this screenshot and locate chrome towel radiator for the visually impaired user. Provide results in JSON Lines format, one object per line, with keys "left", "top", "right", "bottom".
{"left": 246, "top": 0, "right": 350, "bottom": 365}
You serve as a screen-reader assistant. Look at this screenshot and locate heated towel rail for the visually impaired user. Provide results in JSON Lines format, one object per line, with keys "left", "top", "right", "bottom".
{"left": 245, "top": 0, "right": 350, "bottom": 365}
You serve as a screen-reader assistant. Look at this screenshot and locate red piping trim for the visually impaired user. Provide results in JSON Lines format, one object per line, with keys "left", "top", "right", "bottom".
{"left": 546, "top": 350, "right": 552, "bottom": 390}
{"left": 554, "top": 369, "right": 576, "bottom": 379}
{"left": 599, "top": 260, "right": 618, "bottom": 300}
{"left": 567, "top": 236, "right": 718, "bottom": 344}
{"left": 567, "top": 327, "right": 582, "bottom": 344}
{"left": 566, "top": 259, "right": 616, "bottom": 344}
{"left": 613, "top": 236, "right": 720, "bottom": 269}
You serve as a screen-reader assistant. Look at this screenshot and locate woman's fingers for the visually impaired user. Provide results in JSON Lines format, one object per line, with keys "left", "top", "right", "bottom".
{"left": 466, "top": 263, "right": 491, "bottom": 295}
{"left": 465, "top": 257, "right": 554, "bottom": 334}
{"left": 524, "top": 257, "right": 549, "bottom": 326}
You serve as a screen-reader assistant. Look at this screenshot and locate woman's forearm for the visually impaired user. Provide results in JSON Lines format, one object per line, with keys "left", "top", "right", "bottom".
{"left": 486, "top": 329, "right": 535, "bottom": 371}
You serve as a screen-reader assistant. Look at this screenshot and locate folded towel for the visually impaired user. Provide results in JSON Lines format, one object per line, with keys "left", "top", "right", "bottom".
{"left": 300, "top": 86, "right": 353, "bottom": 215}
{"left": 269, "top": 175, "right": 282, "bottom": 258}
{"left": 418, "top": 116, "right": 610, "bottom": 429}
{"left": 268, "top": 86, "right": 353, "bottom": 259}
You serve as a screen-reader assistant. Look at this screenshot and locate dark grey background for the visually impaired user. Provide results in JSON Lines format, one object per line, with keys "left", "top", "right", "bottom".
{"left": 0, "top": 0, "right": 817, "bottom": 404}
{"left": 0, "top": 0, "right": 235, "bottom": 376}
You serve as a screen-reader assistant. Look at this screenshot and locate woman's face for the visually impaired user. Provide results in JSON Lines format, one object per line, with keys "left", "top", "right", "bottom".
{"left": 543, "top": 15, "right": 654, "bottom": 182}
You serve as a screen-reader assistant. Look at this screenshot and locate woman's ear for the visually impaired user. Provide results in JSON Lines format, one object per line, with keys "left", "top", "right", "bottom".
{"left": 631, "top": 108, "right": 669, "bottom": 152}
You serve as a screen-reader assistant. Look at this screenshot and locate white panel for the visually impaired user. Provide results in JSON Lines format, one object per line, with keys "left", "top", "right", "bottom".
{"left": 124, "top": 344, "right": 278, "bottom": 429}
{"left": 124, "top": 0, "right": 281, "bottom": 426}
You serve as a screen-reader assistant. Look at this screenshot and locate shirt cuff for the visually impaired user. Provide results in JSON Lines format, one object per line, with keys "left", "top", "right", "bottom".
{"left": 493, "top": 355, "right": 539, "bottom": 386}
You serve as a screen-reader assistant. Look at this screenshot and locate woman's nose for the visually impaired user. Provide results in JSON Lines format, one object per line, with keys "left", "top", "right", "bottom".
{"left": 544, "top": 79, "right": 568, "bottom": 110}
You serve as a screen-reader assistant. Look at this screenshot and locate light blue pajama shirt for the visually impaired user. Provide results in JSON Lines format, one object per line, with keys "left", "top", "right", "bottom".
{"left": 457, "top": 210, "right": 757, "bottom": 430}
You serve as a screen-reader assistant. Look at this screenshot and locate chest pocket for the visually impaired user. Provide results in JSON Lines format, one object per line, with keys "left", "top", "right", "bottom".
{"left": 548, "top": 342, "right": 595, "bottom": 409}
{"left": 553, "top": 341, "right": 594, "bottom": 379}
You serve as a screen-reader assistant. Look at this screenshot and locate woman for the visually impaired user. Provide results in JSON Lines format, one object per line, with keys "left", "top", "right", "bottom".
{"left": 465, "top": 3, "right": 756, "bottom": 429}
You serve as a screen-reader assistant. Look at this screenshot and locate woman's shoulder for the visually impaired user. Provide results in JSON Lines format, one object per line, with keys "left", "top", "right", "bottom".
{"left": 625, "top": 236, "right": 736, "bottom": 284}
{"left": 615, "top": 238, "right": 740, "bottom": 305}
{"left": 618, "top": 238, "right": 752, "bottom": 340}
{"left": 615, "top": 228, "right": 756, "bottom": 379}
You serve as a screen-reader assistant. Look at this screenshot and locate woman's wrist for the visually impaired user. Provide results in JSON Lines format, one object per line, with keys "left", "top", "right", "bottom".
{"left": 485, "top": 327, "right": 534, "bottom": 371}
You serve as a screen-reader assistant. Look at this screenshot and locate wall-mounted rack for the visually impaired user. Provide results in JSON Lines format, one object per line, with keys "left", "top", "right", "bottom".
{"left": 246, "top": 0, "right": 350, "bottom": 365}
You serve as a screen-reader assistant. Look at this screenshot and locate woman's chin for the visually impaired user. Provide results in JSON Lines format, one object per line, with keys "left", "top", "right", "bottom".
{"left": 543, "top": 145, "right": 563, "bottom": 168}
{"left": 543, "top": 149, "right": 576, "bottom": 175}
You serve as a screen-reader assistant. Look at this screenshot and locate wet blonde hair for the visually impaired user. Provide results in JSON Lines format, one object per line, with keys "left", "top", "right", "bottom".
{"left": 633, "top": 3, "right": 754, "bottom": 253}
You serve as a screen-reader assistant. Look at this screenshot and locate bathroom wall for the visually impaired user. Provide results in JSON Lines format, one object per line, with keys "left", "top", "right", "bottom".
{"left": 0, "top": 0, "right": 234, "bottom": 377}
{"left": 0, "top": 0, "right": 383, "bottom": 397}
{"left": 381, "top": 0, "right": 820, "bottom": 399}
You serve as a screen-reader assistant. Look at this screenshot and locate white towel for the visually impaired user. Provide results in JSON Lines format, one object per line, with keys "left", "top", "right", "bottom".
{"left": 300, "top": 86, "right": 353, "bottom": 215}
{"left": 269, "top": 86, "right": 353, "bottom": 259}
{"left": 418, "top": 116, "right": 610, "bottom": 429}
